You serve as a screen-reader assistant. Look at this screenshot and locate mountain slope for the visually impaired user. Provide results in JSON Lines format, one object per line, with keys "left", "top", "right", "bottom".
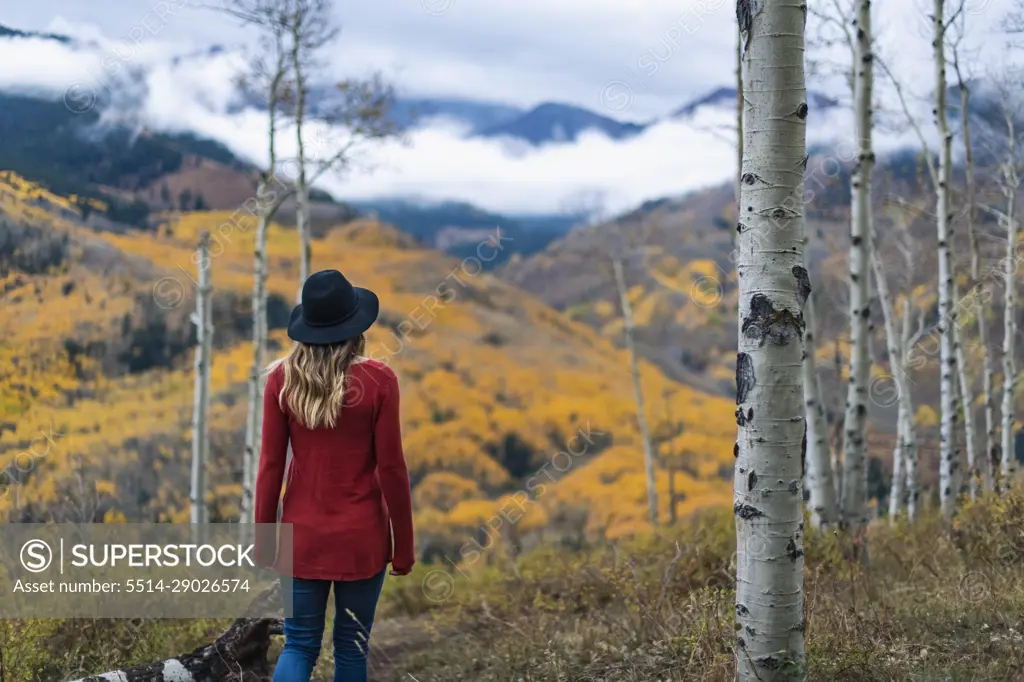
{"left": 0, "top": 172, "right": 735, "bottom": 544}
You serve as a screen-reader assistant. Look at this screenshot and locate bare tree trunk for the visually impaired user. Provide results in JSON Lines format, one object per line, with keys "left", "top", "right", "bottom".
{"left": 898, "top": 288, "right": 921, "bottom": 521}
{"left": 803, "top": 294, "right": 839, "bottom": 528}
{"left": 66, "top": 618, "right": 282, "bottom": 682}
{"left": 830, "top": 338, "right": 844, "bottom": 501}
{"left": 954, "top": 282, "right": 979, "bottom": 500}
{"left": 955, "top": 62, "right": 996, "bottom": 493}
{"left": 242, "top": 61, "right": 285, "bottom": 524}
{"left": 191, "top": 232, "right": 212, "bottom": 528}
{"left": 1000, "top": 149, "right": 1019, "bottom": 492}
{"left": 611, "top": 257, "right": 658, "bottom": 526}
{"left": 291, "top": 27, "right": 311, "bottom": 300}
{"left": 840, "top": 0, "right": 874, "bottom": 546}
{"left": 933, "top": 0, "right": 960, "bottom": 519}
{"left": 733, "top": 0, "right": 807, "bottom": 675}
{"left": 870, "top": 244, "right": 910, "bottom": 521}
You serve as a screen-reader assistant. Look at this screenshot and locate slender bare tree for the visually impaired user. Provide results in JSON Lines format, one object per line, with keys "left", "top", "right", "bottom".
{"left": 872, "top": 208, "right": 926, "bottom": 521}
{"left": 190, "top": 232, "right": 213, "bottom": 527}
{"left": 951, "top": 24, "right": 996, "bottom": 493}
{"left": 611, "top": 256, "right": 659, "bottom": 526}
{"left": 733, "top": 0, "right": 808, "bottom": 676}
{"left": 997, "top": 109, "right": 1019, "bottom": 491}
{"left": 222, "top": 0, "right": 297, "bottom": 524}
{"left": 803, "top": 288, "right": 839, "bottom": 528}
{"left": 562, "top": 189, "right": 661, "bottom": 526}
{"left": 953, "top": 281, "right": 980, "bottom": 500}
{"left": 838, "top": 0, "right": 874, "bottom": 543}
{"left": 929, "top": 0, "right": 963, "bottom": 519}
{"left": 284, "top": 0, "right": 336, "bottom": 295}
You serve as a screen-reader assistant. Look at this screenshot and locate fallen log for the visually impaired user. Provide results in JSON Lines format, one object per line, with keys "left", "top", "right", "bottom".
{"left": 66, "top": 582, "right": 285, "bottom": 681}
{"left": 66, "top": 617, "right": 283, "bottom": 682}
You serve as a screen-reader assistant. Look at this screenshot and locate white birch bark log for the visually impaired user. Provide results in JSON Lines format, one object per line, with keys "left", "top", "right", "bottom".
{"left": 1000, "top": 154, "right": 1019, "bottom": 491}
{"left": 839, "top": 0, "right": 874, "bottom": 538}
{"left": 611, "top": 257, "right": 659, "bottom": 526}
{"left": 933, "top": 0, "right": 960, "bottom": 519}
{"left": 66, "top": 618, "right": 281, "bottom": 681}
{"left": 734, "top": 0, "right": 807, "bottom": 676}
{"left": 803, "top": 294, "right": 839, "bottom": 528}
{"left": 190, "top": 232, "right": 212, "bottom": 527}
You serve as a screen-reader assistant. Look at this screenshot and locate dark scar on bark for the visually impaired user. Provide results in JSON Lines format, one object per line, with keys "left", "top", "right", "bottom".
{"left": 741, "top": 294, "right": 805, "bottom": 346}
{"left": 792, "top": 265, "right": 811, "bottom": 306}
{"left": 734, "top": 503, "right": 764, "bottom": 519}
{"left": 748, "top": 470, "right": 758, "bottom": 491}
{"left": 736, "top": 352, "right": 755, "bottom": 405}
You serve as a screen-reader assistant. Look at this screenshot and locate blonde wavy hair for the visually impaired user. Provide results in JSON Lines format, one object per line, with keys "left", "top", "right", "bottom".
{"left": 271, "top": 334, "right": 366, "bottom": 429}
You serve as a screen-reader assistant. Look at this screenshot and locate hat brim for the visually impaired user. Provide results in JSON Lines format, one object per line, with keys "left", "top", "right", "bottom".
{"left": 287, "top": 287, "right": 380, "bottom": 345}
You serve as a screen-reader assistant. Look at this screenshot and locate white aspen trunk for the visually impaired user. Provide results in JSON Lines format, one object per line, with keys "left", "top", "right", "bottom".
{"left": 954, "top": 283, "right": 979, "bottom": 500}
{"left": 241, "top": 67, "right": 284, "bottom": 524}
{"left": 241, "top": 199, "right": 270, "bottom": 524}
{"left": 958, "top": 74, "right": 996, "bottom": 493}
{"left": 839, "top": 0, "right": 873, "bottom": 542}
{"left": 292, "top": 36, "right": 311, "bottom": 300}
{"left": 830, "top": 340, "right": 843, "bottom": 501}
{"left": 190, "top": 232, "right": 212, "bottom": 527}
{"left": 1000, "top": 154, "right": 1019, "bottom": 491}
{"left": 612, "top": 257, "right": 659, "bottom": 526}
{"left": 890, "top": 399, "right": 906, "bottom": 520}
{"left": 734, "top": 0, "right": 807, "bottom": 676}
{"left": 736, "top": 25, "right": 744, "bottom": 206}
{"left": 934, "top": 0, "right": 960, "bottom": 519}
{"left": 803, "top": 294, "right": 839, "bottom": 528}
{"left": 870, "top": 246, "right": 908, "bottom": 521}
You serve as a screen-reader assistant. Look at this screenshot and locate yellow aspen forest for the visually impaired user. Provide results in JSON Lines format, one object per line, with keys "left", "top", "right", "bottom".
{"left": 0, "top": 172, "right": 735, "bottom": 552}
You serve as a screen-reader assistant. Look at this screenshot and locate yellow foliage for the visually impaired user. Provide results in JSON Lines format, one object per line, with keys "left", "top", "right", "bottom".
{"left": 915, "top": 404, "right": 939, "bottom": 428}
{"left": 0, "top": 186, "right": 736, "bottom": 541}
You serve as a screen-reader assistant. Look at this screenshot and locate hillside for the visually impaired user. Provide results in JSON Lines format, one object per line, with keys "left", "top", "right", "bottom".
{"left": 0, "top": 171, "right": 736, "bottom": 550}
{"left": 0, "top": 91, "right": 572, "bottom": 266}
{"left": 500, "top": 155, "right": 1024, "bottom": 506}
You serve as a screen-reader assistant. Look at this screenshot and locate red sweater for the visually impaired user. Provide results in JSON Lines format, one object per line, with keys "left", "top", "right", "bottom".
{"left": 254, "top": 359, "right": 415, "bottom": 580}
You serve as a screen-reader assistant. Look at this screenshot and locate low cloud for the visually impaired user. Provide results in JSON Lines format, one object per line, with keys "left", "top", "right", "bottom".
{"left": 0, "top": 21, "right": 941, "bottom": 216}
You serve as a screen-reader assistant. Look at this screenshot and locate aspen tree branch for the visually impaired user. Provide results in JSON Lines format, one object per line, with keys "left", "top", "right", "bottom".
{"left": 877, "top": 57, "right": 938, "bottom": 187}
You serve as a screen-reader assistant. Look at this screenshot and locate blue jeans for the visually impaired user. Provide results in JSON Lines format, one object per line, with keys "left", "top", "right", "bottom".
{"left": 273, "top": 571, "right": 386, "bottom": 682}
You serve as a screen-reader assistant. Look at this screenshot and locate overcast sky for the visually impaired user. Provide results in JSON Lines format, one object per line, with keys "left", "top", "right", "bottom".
{"left": 0, "top": 0, "right": 1019, "bottom": 213}
{"left": 2, "top": 0, "right": 1011, "bottom": 119}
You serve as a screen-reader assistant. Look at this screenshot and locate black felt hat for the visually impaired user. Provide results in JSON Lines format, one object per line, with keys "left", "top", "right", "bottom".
{"left": 287, "top": 270, "right": 379, "bottom": 345}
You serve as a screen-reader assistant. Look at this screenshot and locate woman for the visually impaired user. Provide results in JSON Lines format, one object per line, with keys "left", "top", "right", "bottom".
{"left": 254, "top": 269, "right": 415, "bottom": 682}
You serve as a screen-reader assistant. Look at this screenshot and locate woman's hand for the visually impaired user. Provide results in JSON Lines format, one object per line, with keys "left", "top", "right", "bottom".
{"left": 389, "top": 562, "right": 413, "bottom": 576}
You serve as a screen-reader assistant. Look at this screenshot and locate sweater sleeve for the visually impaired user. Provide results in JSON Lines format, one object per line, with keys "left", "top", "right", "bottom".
{"left": 255, "top": 367, "right": 289, "bottom": 526}
{"left": 375, "top": 371, "right": 416, "bottom": 569}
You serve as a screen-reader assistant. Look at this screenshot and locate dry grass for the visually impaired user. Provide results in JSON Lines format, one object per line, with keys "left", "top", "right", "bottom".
{"left": 373, "top": 491, "right": 1024, "bottom": 682}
